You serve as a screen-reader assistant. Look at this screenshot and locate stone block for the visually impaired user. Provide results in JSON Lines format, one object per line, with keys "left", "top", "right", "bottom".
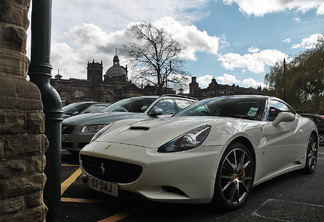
{"left": 0, "top": 159, "right": 27, "bottom": 180}
{"left": 0, "top": 196, "right": 24, "bottom": 216}
{"left": 25, "top": 191, "right": 44, "bottom": 209}
{"left": 0, "top": 0, "right": 30, "bottom": 28}
{"left": 3, "top": 24, "right": 26, "bottom": 51}
{"left": 0, "top": 96, "right": 17, "bottom": 109}
{"left": 0, "top": 111, "right": 26, "bottom": 135}
{"left": 27, "top": 112, "right": 45, "bottom": 134}
{"left": 0, "top": 136, "right": 4, "bottom": 160}
{"left": 0, "top": 205, "right": 47, "bottom": 222}
{"left": 0, "top": 77, "right": 16, "bottom": 97}
{"left": 17, "top": 98, "right": 43, "bottom": 110}
{"left": 15, "top": 79, "right": 42, "bottom": 100}
{"left": 5, "top": 134, "right": 43, "bottom": 158}
{"left": 27, "top": 155, "right": 46, "bottom": 174}
{"left": 0, "top": 173, "right": 46, "bottom": 199}
{"left": 0, "top": 50, "right": 30, "bottom": 77}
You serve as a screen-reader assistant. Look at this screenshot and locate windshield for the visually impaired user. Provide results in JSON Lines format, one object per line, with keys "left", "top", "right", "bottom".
{"left": 174, "top": 97, "right": 266, "bottom": 121}
{"left": 84, "top": 104, "right": 109, "bottom": 113}
{"left": 101, "top": 97, "right": 157, "bottom": 113}
{"left": 62, "top": 103, "right": 92, "bottom": 115}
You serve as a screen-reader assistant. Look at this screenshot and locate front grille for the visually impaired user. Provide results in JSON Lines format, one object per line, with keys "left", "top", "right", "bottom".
{"left": 78, "top": 142, "right": 88, "bottom": 149}
{"left": 80, "top": 155, "right": 143, "bottom": 183}
{"left": 62, "top": 125, "right": 74, "bottom": 134}
{"left": 62, "top": 142, "right": 73, "bottom": 148}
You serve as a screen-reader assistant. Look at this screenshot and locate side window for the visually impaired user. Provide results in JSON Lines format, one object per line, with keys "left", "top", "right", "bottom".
{"left": 154, "top": 99, "right": 176, "bottom": 115}
{"left": 268, "top": 100, "right": 293, "bottom": 121}
{"left": 175, "top": 99, "right": 192, "bottom": 112}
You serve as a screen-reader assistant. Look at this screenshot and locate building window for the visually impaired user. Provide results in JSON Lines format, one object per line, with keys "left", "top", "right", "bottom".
{"left": 74, "top": 90, "right": 84, "bottom": 98}
{"left": 61, "top": 95, "right": 66, "bottom": 103}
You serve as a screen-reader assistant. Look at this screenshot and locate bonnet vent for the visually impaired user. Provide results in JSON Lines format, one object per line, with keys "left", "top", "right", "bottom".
{"left": 129, "top": 126, "right": 150, "bottom": 130}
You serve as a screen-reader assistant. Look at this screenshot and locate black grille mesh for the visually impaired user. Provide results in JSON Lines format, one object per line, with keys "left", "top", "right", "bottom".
{"left": 62, "top": 125, "right": 74, "bottom": 134}
{"left": 80, "top": 154, "right": 143, "bottom": 183}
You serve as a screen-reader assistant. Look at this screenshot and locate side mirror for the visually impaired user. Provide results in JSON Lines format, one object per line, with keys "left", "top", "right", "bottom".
{"left": 272, "top": 112, "right": 295, "bottom": 126}
{"left": 148, "top": 107, "right": 163, "bottom": 116}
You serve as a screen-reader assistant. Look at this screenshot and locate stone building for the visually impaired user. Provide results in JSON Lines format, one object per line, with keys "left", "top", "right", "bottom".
{"left": 0, "top": 0, "right": 48, "bottom": 221}
{"left": 52, "top": 59, "right": 266, "bottom": 105}
{"left": 188, "top": 77, "right": 267, "bottom": 100}
{"left": 51, "top": 55, "right": 175, "bottom": 105}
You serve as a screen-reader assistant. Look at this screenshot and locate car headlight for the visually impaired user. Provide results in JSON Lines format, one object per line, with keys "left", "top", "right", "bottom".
{"left": 81, "top": 124, "right": 107, "bottom": 133}
{"left": 90, "top": 123, "right": 113, "bottom": 143}
{"left": 157, "top": 125, "right": 211, "bottom": 153}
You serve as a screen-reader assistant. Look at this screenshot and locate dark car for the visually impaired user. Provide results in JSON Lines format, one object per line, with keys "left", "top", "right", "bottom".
{"left": 62, "top": 95, "right": 198, "bottom": 154}
{"left": 301, "top": 113, "right": 324, "bottom": 145}
{"left": 62, "top": 102, "right": 110, "bottom": 119}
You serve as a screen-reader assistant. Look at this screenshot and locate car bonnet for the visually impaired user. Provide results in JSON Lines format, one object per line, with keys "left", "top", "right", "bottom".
{"left": 63, "top": 112, "right": 138, "bottom": 125}
{"left": 93, "top": 117, "right": 218, "bottom": 149}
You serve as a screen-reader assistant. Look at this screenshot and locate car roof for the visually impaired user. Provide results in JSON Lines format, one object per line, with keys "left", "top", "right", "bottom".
{"left": 124, "top": 95, "right": 197, "bottom": 101}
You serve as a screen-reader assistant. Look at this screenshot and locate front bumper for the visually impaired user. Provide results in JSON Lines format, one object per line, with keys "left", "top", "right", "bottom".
{"left": 62, "top": 125, "right": 95, "bottom": 152}
{"left": 80, "top": 141, "right": 223, "bottom": 203}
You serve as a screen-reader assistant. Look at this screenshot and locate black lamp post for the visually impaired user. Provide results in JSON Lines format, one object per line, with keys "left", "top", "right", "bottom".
{"left": 28, "top": 0, "right": 63, "bottom": 221}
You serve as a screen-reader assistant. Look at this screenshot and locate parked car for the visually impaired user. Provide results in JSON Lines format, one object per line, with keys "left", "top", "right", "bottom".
{"left": 62, "top": 102, "right": 110, "bottom": 119}
{"left": 62, "top": 95, "right": 197, "bottom": 153}
{"left": 301, "top": 113, "right": 324, "bottom": 145}
{"left": 79, "top": 95, "right": 318, "bottom": 211}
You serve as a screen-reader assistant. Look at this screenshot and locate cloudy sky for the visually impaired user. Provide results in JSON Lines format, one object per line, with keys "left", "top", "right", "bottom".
{"left": 27, "top": 0, "right": 324, "bottom": 92}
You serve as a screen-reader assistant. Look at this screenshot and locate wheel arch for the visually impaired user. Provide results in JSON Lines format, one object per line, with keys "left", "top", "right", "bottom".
{"left": 311, "top": 130, "right": 319, "bottom": 146}
{"left": 228, "top": 136, "right": 256, "bottom": 175}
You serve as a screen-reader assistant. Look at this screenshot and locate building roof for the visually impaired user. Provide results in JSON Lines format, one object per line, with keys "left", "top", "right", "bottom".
{"left": 104, "top": 55, "right": 127, "bottom": 77}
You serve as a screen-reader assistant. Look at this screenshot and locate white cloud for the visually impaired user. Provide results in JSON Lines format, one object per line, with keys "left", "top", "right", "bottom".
{"left": 293, "top": 17, "right": 301, "bottom": 22}
{"left": 216, "top": 74, "right": 241, "bottom": 85}
{"left": 219, "top": 34, "right": 230, "bottom": 49}
{"left": 197, "top": 75, "right": 214, "bottom": 88}
{"left": 51, "top": 42, "right": 84, "bottom": 79}
{"left": 318, "top": 3, "right": 324, "bottom": 14}
{"left": 248, "top": 46, "right": 260, "bottom": 53}
{"left": 51, "top": 0, "right": 210, "bottom": 38}
{"left": 283, "top": 38, "right": 291, "bottom": 43}
{"left": 51, "top": 24, "right": 130, "bottom": 78}
{"left": 153, "top": 17, "right": 219, "bottom": 60}
{"left": 218, "top": 49, "right": 286, "bottom": 73}
{"left": 292, "top": 34, "right": 323, "bottom": 49}
{"left": 223, "top": 0, "right": 324, "bottom": 16}
{"left": 242, "top": 78, "right": 264, "bottom": 88}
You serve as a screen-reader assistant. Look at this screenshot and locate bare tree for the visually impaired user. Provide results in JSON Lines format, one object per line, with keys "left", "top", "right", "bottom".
{"left": 121, "top": 22, "right": 188, "bottom": 95}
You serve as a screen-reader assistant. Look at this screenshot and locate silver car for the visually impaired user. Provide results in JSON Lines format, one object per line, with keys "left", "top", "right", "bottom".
{"left": 62, "top": 95, "right": 197, "bottom": 154}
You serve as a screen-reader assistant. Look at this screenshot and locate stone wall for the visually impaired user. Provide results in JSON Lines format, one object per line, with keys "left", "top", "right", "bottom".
{"left": 0, "top": 0, "right": 48, "bottom": 221}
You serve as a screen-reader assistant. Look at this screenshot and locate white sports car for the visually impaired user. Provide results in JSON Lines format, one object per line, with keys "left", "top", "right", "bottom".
{"left": 79, "top": 95, "right": 318, "bottom": 210}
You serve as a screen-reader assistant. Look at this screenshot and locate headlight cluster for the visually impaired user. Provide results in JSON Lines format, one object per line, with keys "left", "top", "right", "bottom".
{"left": 90, "top": 123, "right": 113, "bottom": 143}
{"left": 81, "top": 124, "right": 107, "bottom": 133}
{"left": 158, "top": 125, "right": 211, "bottom": 153}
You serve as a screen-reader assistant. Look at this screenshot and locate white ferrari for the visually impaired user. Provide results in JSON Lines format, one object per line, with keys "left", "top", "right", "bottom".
{"left": 79, "top": 95, "right": 318, "bottom": 210}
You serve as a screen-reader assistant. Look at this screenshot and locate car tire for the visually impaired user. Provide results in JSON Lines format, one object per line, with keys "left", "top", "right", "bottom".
{"left": 212, "top": 142, "right": 254, "bottom": 211}
{"left": 303, "top": 134, "right": 318, "bottom": 174}
{"left": 318, "top": 133, "right": 324, "bottom": 146}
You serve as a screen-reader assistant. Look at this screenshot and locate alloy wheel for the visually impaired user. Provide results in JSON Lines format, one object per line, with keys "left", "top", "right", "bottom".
{"left": 306, "top": 135, "right": 317, "bottom": 172}
{"left": 219, "top": 147, "right": 253, "bottom": 206}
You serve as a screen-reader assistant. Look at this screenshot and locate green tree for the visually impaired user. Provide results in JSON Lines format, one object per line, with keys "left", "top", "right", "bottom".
{"left": 265, "top": 35, "right": 324, "bottom": 113}
{"left": 121, "top": 22, "right": 188, "bottom": 95}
